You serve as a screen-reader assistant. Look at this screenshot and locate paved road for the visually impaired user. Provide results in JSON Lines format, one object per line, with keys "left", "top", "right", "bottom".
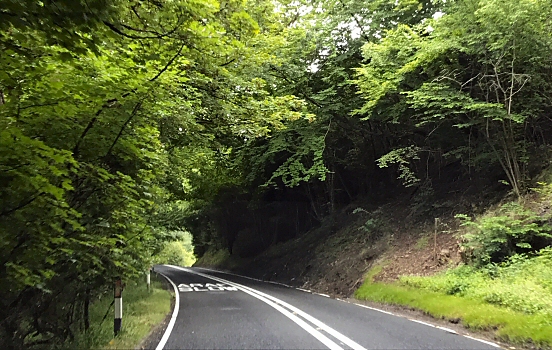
{"left": 153, "top": 265, "right": 500, "bottom": 350}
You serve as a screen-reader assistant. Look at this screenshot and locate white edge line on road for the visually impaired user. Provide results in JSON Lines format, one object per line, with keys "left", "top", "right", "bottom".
{"left": 336, "top": 299, "right": 351, "bottom": 304}
{"left": 171, "top": 266, "right": 368, "bottom": 350}
{"left": 463, "top": 335, "right": 501, "bottom": 348}
{"left": 193, "top": 267, "right": 484, "bottom": 344}
{"left": 197, "top": 267, "right": 327, "bottom": 295}
{"left": 409, "top": 319, "right": 436, "bottom": 327}
{"left": 268, "top": 281, "right": 293, "bottom": 287}
{"left": 155, "top": 272, "right": 180, "bottom": 350}
{"left": 314, "top": 292, "right": 331, "bottom": 298}
{"left": 409, "top": 319, "right": 460, "bottom": 335}
{"left": 196, "top": 267, "right": 322, "bottom": 296}
{"left": 436, "top": 326, "right": 458, "bottom": 334}
{"left": 355, "top": 303, "right": 395, "bottom": 315}
{"left": 166, "top": 265, "right": 345, "bottom": 350}
{"left": 195, "top": 267, "right": 293, "bottom": 287}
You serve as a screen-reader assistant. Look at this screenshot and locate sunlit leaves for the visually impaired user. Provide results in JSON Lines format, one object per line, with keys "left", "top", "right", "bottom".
{"left": 353, "top": 0, "right": 552, "bottom": 193}
{"left": 0, "top": 0, "right": 312, "bottom": 346}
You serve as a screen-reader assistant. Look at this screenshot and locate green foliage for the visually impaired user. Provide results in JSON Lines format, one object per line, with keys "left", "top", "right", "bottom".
{"left": 3, "top": 0, "right": 552, "bottom": 346}
{"left": 352, "top": 208, "right": 386, "bottom": 241}
{"left": 400, "top": 248, "right": 552, "bottom": 318}
{"left": 377, "top": 146, "right": 421, "bottom": 187}
{"left": 354, "top": 0, "right": 552, "bottom": 194}
{"left": 59, "top": 277, "right": 171, "bottom": 350}
{"left": 153, "top": 233, "right": 196, "bottom": 267}
{"left": 240, "top": 119, "right": 328, "bottom": 188}
{"left": 0, "top": 0, "right": 308, "bottom": 347}
{"left": 356, "top": 270, "right": 552, "bottom": 347}
{"left": 457, "top": 203, "right": 552, "bottom": 265}
{"left": 415, "top": 234, "right": 430, "bottom": 250}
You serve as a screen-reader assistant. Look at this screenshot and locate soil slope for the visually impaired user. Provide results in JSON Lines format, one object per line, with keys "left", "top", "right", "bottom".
{"left": 194, "top": 199, "right": 471, "bottom": 298}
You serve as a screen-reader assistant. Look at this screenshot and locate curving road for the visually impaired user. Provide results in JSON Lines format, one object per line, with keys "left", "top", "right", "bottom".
{"left": 153, "top": 265, "right": 501, "bottom": 350}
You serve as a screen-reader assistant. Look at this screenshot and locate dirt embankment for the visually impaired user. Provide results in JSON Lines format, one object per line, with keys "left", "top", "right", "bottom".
{"left": 194, "top": 197, "right": 475, "bottom": 297}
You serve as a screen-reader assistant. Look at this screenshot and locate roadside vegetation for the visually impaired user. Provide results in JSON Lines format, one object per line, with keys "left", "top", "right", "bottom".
{"left": 153, "top": 232, "right": 197, "bottom": 267}
{"left": 356, "top": 183, "right": 552, "bottom": 348}
{"left": 400, "top": 250, "right": 552, "bottom": 319}
{"left": 356, "top": 272, "right": 552, "bottom": 348}
{"left": 3, "top": 0, "right": 552, "bottom": 348}
{"left": 59, "top": 276, "right": 171, "bottom": 350}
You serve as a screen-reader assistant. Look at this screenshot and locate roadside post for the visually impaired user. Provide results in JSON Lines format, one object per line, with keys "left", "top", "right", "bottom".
{"left": 146, "top": 267, "right": 151, "bottom": 292}
{"left": 114, "top": 277, "right": 123, "bottom": 336}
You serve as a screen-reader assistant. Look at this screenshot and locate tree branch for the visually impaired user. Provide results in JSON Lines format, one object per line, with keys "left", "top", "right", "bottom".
{"left": 104, "top": 101, "right": 143, "bottom": 158}
{"left": 0, "top": 192, "right": 43, "bottom": 217}
{"left": 269, "top": 64, "right": 325, "bottom": 108}
{"left": 149, "top": 43, "right": 186, "bottom": 82}
{"left": 73, "top": 108, "right": 103, "bottom": 157}
{"left": 102, "top": 21, "right": 162, "bottom": 39}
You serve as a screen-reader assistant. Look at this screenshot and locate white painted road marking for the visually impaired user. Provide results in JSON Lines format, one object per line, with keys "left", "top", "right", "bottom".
{"left": 464, "top": 335, "right": 501, "bottom": 348}
{"left": 178, "top": 283, "right": 238, "bottom": 292}
{"left": 314, "top": 292, "right": 331, "bottom": 298}
{"left": 178, "top": 284, "right": 193, "bottom": 292}
{"left": 165, "top": 266, "right": 503, "bottom": 350}
{"left": 166, "top": 266, "right": 344, "bottom": 350}
{"left": 409, "top": 319, "right": 436, "bottom": 327}
{"left": 166, "top": 265, "right": 368, "bottom": 350}
{"left": 156, "top": 272, "right": 180, "bottom": 350}
{"left": 437, "top": 326, "right": 458, "bottom": 334}
{"left": 356, "top": 303, "right": 395, "bottom": 315}
{"left": 195, "top": 266, "right": 293, "bottom": 288}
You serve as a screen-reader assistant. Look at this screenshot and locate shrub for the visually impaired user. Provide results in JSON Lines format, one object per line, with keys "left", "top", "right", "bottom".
{"left": 456, "top": 202, "right": 552, "bottom": 265}
{"left": 401, "top": 248, "right": 552, "bottom": 318}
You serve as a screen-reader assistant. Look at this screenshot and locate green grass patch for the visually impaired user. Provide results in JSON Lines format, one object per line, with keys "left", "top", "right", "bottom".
{"left": 401, "top": 248, "right": 552, "bottom": 317}
{"left": 414, "top": 234, "right": 430, "bottom": 250}
{"left": 60, "top": 275, "right": 171, "bottom": 350}
{"left": 355, "top": 263, "right": 552, "bottom": 348}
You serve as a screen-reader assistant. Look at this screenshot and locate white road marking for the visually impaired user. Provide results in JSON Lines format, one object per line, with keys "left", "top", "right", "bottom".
{"left": 314, "top": 292, "right": 331, "bottom": 298}
{"left": 267, "top": 280, "right": 293, "bottom": 287}
{"left": 192, "top": 267, "right": 491, "bottom": 345}
{"left": 178, "top": 283, "right": 238, "bottom": 292}
{"left": 167, "top": 265, "right": 368, "bottom": 350}
{"left": 195, "top": 266, "right": 293, "bottom": 287}
{"left": 177, "top": 283, "right": 193, "bottom": 292}
{"left": 155, "top": 272, "right": 180, "bottom": 350}
{"left": 436, "top": 326, "right": 458, "bottom": 334}
{"left": 356, "top": 303, "right": 395, "bottom": 315}
{"left": 167, "top": 266, "right": 344, "bottom": 350}
{"left": 463, "top": 335, "right": 501, "bottom": 348}
{"left": 409, "top": 319, "right": 436, "bottom": 327}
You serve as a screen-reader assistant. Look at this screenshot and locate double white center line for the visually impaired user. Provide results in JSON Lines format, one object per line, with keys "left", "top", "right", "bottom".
{"left": 158, "top": 265, "right": 367, "bottom": 350}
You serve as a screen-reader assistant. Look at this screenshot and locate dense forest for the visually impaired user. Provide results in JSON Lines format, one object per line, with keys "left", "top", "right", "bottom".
{"left": 2, "top": 0, "right": 552, "bottom": 348}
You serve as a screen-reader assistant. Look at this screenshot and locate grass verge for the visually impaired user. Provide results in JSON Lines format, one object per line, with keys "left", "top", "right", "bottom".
{"left": 60, "top": 275, "right": 171, "bottom": 350}
{"left": 355, "top": 267, "right": 552, "bottom": 349}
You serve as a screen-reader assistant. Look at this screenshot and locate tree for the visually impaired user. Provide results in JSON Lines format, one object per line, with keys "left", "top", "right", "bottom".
{"left": 354, "top": 0, "right": 552, "bottom": 197}
{"left": 0, "top": 0, "right": 307, "bottom": 347}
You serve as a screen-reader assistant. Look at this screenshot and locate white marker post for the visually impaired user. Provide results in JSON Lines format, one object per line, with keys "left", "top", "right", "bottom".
{"left": 114, "top": 277, "right": 123, "bottom": 336}
{"left": 146, "top": 268, "right": 151, "bottom": 292}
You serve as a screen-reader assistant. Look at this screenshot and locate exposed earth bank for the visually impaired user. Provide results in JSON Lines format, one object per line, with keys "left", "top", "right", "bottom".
{"left": 193, "top": 197, "right": 477, "bottom": 298}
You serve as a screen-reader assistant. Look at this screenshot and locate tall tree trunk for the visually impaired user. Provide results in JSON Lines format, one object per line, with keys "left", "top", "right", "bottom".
{"left": 84, "top": 289, "right": 90, "bottom": 332}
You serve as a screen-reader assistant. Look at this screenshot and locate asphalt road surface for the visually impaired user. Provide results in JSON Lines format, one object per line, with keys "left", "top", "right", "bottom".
{"left": 153, "top": 265, "right": 501, "bottom": 350}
